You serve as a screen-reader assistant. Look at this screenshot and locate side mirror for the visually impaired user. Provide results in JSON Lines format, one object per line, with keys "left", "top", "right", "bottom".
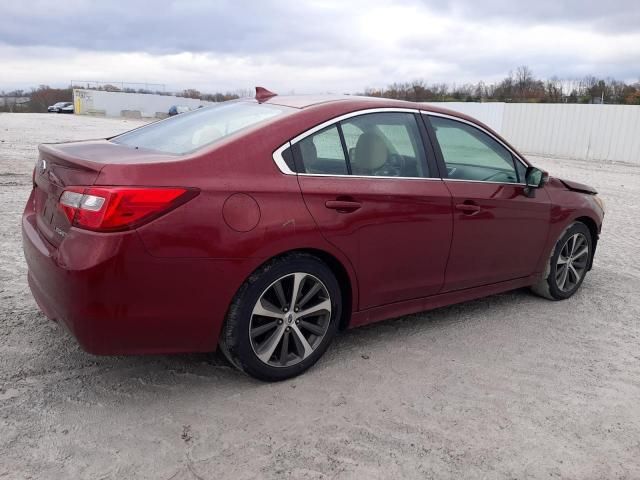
{"left": 524, "top": 167, "right": 548, "bottom": 197}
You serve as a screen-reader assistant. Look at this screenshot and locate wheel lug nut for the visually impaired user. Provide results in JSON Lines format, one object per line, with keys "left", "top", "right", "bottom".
{"left": 283, "top": 307, "right": 288, "bottom": 312}
{"left": 286, "top": 327, "right": 291, "bottom": 331}
{"left": 294, "top": 307, "right": 299, "bottom": 312}
{"left": 277, "top": 319, "right": 283, "bottom": 325}
{"left": 295, "top": 319, "right": 300, "bottom": 324}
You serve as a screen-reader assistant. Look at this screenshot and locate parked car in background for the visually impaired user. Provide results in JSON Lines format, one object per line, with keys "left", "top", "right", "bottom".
{"left": 59, "top": 103, "right": 74, "bottom": 114}
{"left": 168, "top": 105, "right": 191, "bottom": 116}
{"left": 23, "top": 88, "right": 605, "bottom": 381}
{"left": 47, "top": 102, "right": 72, "bottom": 113}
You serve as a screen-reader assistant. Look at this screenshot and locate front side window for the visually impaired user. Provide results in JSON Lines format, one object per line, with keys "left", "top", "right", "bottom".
{"left": 113, "top": 101, "right": 293, "bottom": 155}
{"left": 295, "top": 112, "right": 428, "bottom": 178}
{"left": 429, "top": 116, "right": 520, "bottom": 183}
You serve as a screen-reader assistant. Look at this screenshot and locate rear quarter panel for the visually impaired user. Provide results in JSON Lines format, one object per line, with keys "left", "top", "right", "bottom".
{"left": 95, "top": 127, "right": 362, "bottom": 320}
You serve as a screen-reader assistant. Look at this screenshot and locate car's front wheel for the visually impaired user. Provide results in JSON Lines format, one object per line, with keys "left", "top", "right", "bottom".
{"left": 531, "top": 222, "right": 593, "bottom": 300}
{"left": 219, "top": 253, "right": 342, "bottom": 381}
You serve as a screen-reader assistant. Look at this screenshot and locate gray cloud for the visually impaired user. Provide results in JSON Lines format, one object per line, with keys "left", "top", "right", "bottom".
{"left": 1, "top": 0, "right": 637, "bottom": 53}
{"left": 0, "top": 0, "right": 638, "bottom": 91}
{"left": 0, "top": 1, "right": 353, "bottom": 54}
{"left": 420, "top": 0, "right": 640, "bottom": 32}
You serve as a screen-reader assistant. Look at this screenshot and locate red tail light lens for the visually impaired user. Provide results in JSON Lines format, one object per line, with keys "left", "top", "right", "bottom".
{"left": 59, "top": 186, "right": 197, "bottom": 232}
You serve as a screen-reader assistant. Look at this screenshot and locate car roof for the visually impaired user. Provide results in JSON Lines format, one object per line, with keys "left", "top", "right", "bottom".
{"left": 258, "top": 94, "right": 423, "bottom": 110}
{"left": 262, "top": 94, "right": 353, "bottom": 109}
{"left": 255, "top": 94, "right": 474, "bottom": 121}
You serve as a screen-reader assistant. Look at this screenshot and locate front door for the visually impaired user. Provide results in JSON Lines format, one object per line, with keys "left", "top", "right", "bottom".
{"left": 426, "top": 114, "right": 551, "bottom": 291}
{"left": 294, "top": 111, "right": 453, "bottom": 310}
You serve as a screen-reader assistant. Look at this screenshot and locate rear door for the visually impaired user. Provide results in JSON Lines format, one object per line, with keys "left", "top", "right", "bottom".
{"left": 293, "top": 110, "right": 453, "bottom": 310}
{"left": 424, "top": 113, "right": 551, "bottom": 291}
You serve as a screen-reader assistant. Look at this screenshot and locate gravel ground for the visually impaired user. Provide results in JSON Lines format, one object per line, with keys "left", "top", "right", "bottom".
{"left": 1, "top": 113, "right": 639, "bottom": 479}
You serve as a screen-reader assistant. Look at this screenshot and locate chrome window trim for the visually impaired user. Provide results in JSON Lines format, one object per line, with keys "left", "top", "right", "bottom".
{"left": 271, "top": 107, "right": 530, "bottom": 187}
{"left": 445, "top": 178, "right": 526, "bottom": 186}
{"left": 297, "top": 173, "right": 443, "bottom": 181}
{"left": 289, "top": 107, "right": 420, "bottom": 145}
{"left": 272, "top": 142, "right": 295, "bottom": 175}
{"left": 421, "top": 110, "right": 530, "bottom": 171}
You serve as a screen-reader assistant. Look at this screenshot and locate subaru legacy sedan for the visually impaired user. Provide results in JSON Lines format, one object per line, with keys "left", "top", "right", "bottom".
{"left": 22, "top": 88, "right": 604, "bottom": 381}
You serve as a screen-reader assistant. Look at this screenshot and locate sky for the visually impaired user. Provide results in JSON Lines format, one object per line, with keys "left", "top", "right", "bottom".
{"left": 0, "top": 0, "right": 639, "bottom": 94}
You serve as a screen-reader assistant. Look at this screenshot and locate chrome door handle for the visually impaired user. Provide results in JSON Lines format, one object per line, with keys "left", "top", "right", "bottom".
{"left": 325, "top": 200, "right": 362, "bottom": 212}
{"left": 455, "top": 203, "right": 481, "bottom": 214}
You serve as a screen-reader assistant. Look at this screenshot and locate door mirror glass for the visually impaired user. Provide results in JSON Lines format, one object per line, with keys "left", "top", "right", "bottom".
{"left": 525, "top": 167, "right": 546, "bottom": 188}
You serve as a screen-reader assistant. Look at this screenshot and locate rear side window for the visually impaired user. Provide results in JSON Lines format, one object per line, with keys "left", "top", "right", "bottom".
{"left": 295, "top": 125, "right": 349, "bottom": 175}
{"left": 112, "top": 101, "right": 293, "bottom": 155}
{"left": 294, "top": 112, "right": 429, "bottom": 178}
{"left": 342, "top": 113, "right": 428, "bottom": 177}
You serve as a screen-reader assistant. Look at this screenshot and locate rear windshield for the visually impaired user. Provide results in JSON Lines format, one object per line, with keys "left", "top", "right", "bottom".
{"left": 112, "top": 101, "right": 293, "bottom": 154}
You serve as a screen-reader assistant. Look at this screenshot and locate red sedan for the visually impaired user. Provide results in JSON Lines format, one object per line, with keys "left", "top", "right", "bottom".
{"left": 22, "top": 89, "right": 605, "bottom": 381}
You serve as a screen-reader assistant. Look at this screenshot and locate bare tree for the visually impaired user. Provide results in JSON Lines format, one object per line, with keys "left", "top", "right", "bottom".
{"left": 181, "top": 89, "right": 201, "bottom": 99}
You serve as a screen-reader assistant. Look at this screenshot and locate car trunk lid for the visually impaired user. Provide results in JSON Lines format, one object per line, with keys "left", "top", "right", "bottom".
{"left": 33, "top": 140, "right": 178, "bottom": 247}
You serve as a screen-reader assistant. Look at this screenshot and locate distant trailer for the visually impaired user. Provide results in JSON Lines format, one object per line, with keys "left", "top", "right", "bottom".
{"left": 73, "top": 89, "right": 214, "bottom": 119}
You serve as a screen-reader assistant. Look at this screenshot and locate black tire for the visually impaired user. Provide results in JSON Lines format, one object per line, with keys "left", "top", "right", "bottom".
{"left": 531, "top": 222, "right": 593, "bottom": 300}
{"left": 219, "top": 253, "right": 342, "bottom": 381}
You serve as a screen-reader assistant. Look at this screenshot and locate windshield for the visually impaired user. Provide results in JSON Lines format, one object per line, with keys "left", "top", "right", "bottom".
{"left": 112, "top": 101, "right": 293, "bottom": 154}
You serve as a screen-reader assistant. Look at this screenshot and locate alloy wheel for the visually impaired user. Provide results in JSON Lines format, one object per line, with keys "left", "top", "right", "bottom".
{"left": 556, "top": 232, "right": 589, "bottom": 292}
{"left": 249, "top": 272, "right": 332, "bottom": 367}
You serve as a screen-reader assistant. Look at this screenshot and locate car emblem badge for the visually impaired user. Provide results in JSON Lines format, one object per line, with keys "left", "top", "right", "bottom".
{"left": 39, "top": 159, "right": 47, "bottom": 174}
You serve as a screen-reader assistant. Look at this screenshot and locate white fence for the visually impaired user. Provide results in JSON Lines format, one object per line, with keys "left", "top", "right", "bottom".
{"left": 428, "top": 102, "right": 640, "bottom": 164}
{"left": 73, "top": 89, "right": 214, "bottom": 119}
{"left": 69, "top": 91, "right": 640, "bottom": 164}
{"left": 425, "top": 102, "right": 505, "bottom": 134}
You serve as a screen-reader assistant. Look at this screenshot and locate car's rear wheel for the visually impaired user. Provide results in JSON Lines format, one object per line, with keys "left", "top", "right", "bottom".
{"left": 531, "top": 222, "right": 593, "bottom": 300}
{"left": 219, "top": 253, "right": 341, "bottom": 381}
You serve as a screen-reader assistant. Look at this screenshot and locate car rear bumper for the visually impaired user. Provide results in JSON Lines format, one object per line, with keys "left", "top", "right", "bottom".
{"left": 22, "top": 194, "right": 247, "bottom": 355}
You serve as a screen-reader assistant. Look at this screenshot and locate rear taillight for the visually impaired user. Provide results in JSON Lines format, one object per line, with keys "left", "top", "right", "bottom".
{"left": 59, "top": 186, "right": 197, "bottom": 232}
